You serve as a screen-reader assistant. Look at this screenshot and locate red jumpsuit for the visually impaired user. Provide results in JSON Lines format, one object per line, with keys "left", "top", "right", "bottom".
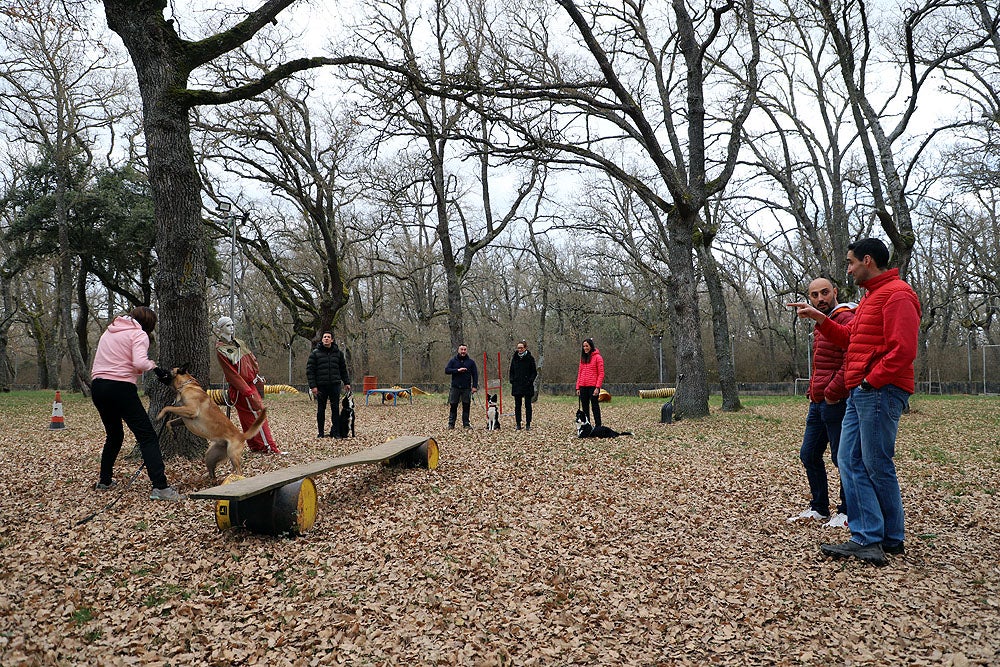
{"left": 215, "top": 338, "right": 280, "bottom": 453}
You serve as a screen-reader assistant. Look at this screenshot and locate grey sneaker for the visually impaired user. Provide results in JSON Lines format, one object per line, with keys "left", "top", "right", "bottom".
{"left": 820, "top": 540, "right": 887, "bottom": 566}
{"left": 150, "top": 486, "right": 183, "bottom": 502}
{"left": 94, "top": 481, "right": 117, "bottom": 491}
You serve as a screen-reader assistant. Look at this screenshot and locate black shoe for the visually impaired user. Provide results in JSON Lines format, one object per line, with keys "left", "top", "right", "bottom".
{"left": 525, "top": 424, "right": 531, "bottom": 431}
{"left": 463, "top": 424, "right": 472, "bottom": 429}
{"left": 820, "top": 540, "right": 887, "bottom": 566}
{"left": 516, "top": 424, "right": 522, "bottom": 430}
{"left": 317, "top": 433, "right": 325, "bottom": 439}
{"left": 883, "top": 542, "right": 905, "bottom": 555}
{"left": 448, "top": 424, "right": 455, "bottom": 430}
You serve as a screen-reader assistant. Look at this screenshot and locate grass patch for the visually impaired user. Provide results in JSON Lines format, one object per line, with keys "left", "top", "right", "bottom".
{"left": 71, "top": 607, "right": 95, "bottom": 626}
{"left": 909, "top": 445, "right": 953, "bottom": 464}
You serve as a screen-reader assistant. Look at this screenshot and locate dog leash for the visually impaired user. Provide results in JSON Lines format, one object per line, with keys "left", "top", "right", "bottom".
{"left": 74, "top": 462, "right": 147, "bottom": 527}
{"left": 74, "top": 419, "right": 167, "bottom": 527}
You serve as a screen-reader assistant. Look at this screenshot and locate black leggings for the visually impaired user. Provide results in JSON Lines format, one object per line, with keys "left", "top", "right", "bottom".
{"left": 514, "top": 394, "right": 532, "bottom": 427}
{"left": 91, "top": 378, "right": 168, "bottom": 489}
{"left": 579, "top": 386, "right": 601, "bottom": 426}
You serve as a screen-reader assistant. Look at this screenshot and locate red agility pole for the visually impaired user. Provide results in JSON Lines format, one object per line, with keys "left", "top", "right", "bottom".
{"left": 483, "top": 352, "right": 505, "bottom": 417}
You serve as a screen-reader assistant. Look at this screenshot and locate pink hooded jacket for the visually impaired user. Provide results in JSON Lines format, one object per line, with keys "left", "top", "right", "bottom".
{"left": 91, "top": 316, "right": 156, "bottom": 384}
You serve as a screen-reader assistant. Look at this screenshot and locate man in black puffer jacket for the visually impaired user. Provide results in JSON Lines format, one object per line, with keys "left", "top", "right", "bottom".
{"left": 307, "top": 331, "right": 352, "bottom": 438}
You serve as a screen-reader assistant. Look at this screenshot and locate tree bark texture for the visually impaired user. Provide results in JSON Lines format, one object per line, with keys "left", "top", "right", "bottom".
{"left": 104, "top": 2, "right": 210, "bottom": 458}
{"left": 697, "top": 234, "right": 741, "bottom": 412}
{"left": 665, "top": 209, "right": 709, "bottom": 417}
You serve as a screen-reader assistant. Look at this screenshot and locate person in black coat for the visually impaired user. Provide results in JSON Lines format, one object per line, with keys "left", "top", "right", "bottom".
{"left": 306, "top": 331, "right": 352, "bottom": 438}
{"left": 508, "top": 339, "right": 538, "bottom": 430}
{"left": 444, "top": 344, "right": 478, "bottom": 429}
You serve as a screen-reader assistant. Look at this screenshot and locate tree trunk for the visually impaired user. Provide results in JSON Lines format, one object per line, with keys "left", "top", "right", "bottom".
{"left": 57, "top": 189, "right": 92, "bottom": 396}
{"left": 697, "top": 237, "right": 741, "bottom": 412}
{"left": 0, "top": 282, "right": 14, "bottom": 392}
{"left": 534, "top": 282, "right": 548, "bottom": 402}
{"left": 666, "top": 209, "right": 709, "bottom": 417}
{"left": 432, "top": 153, "right": 465, "bottom": 350}
{"left": 104, "top": 3, "right": 210, "bottom": 458}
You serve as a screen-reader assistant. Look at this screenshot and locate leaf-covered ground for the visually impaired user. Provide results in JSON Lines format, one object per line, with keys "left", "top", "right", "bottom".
{"left": 1, "top": 391, "right": 997, "bottom": 665}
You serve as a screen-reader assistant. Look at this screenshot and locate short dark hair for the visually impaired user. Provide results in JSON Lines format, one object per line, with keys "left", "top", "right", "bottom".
{"left": 129, "top": 306, "right": 157, "bottom": 333}
{"left": 321, "top": 330, "right": 334, "bottom": 338}
{"left": 848, "top": 238, "right": 890, "bottom": 269}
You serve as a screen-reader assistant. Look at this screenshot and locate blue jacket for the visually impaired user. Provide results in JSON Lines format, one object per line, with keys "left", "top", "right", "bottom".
{"left": 445, "top": 354, "right": 478, "bottom": 390}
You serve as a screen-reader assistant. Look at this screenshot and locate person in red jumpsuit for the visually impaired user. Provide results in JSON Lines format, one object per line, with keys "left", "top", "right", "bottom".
{"left": 214, "top": 317, "right": 282, "bottom": 454}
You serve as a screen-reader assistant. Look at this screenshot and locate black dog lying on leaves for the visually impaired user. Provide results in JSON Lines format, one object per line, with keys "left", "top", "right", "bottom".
{"left": 338, "top": 391, "right": 356, "bottom": 438}
{"left": 575, "top": 410, "right": 632, "bottom": 438}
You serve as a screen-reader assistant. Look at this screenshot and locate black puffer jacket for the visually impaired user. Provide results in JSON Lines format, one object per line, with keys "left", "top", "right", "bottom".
{"left": 307, "top": 343, "right": 350, "bottom": 387}
{"left": 508, "top": 350, "right": 537, "bottom": 397}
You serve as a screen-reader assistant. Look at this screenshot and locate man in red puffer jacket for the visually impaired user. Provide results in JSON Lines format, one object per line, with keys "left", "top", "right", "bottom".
{"left": 789, "top": 238, "right": 921, "bottom": 566}
{"left": 787, "top": 278, "right": 855, "bottom": 528}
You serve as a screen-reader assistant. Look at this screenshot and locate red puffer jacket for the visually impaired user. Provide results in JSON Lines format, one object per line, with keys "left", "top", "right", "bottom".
{"left": 808, "top": 303, "right": 855, "bottom": 403}
{"left": 576, "top": 350, "right": 605, "bottom": 389}
{"left": 818, "top": 269, "right": 921, "bottom": 393}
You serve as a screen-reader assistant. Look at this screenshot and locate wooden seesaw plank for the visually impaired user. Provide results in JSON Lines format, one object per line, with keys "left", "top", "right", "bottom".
{"left": 189, "top": 435, "right": 438, "bottom": 502}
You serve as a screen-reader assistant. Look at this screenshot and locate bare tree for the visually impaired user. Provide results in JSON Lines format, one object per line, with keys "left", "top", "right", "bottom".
{"left": 453, "top": 0, "right": 761, "bottom": 416}
{"left": 195, "top": 52, "right": 364, "bottom": 340}
{"left": 812, "top": 0, "right": 994, "bottom": 275}
{"left": 1, "top": 0, "right": 131, "bottom": 394}
{"left": 345, "top": 0, "right": 545, "bottom": 350}
{"left": 99, "top": 0, "right": 408, "bottom": 456}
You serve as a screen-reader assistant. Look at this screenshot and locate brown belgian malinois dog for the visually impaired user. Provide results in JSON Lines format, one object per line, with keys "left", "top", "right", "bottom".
{"left": 155, "top": 365, "right": 266, "bottom": 481}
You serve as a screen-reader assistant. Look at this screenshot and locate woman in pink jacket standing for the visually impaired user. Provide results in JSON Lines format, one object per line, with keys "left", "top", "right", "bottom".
{"left": 90, "top": 306, "right": 180, "bottom": 501}
{"left": 575, "top": 338, "right": 605, "bottom": 426}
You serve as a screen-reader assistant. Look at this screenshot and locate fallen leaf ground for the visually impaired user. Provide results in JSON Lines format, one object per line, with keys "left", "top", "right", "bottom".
{"left": 0, "top": 391, "right": 997, "bottom": 666}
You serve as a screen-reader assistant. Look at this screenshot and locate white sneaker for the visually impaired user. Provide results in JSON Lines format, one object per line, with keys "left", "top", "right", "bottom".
{"left": 786, "top": 509, "right": 829, "bottom": 523}
{"left": 823, "top": 512, "right": 849, "bottom": 528}
{"left": 150, "top": 486, "right": 184, "bottom": 502}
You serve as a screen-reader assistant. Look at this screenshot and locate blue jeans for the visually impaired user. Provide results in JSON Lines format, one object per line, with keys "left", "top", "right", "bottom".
{"left": 799, "top": 400, "right": 847, "bottom": 515}
{"left": 838, "top": 384, "right": 908, "bottom": 547}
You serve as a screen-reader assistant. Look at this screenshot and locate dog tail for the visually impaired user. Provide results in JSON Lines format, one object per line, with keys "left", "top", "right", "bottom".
{"left": 242, "top": 407, "right": 267, "bottom": 441}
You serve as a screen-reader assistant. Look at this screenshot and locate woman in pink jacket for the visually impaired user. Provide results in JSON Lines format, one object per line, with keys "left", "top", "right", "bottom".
{"left": 575, "top": 338, "right": 605, "bottom": 426}
{"left": 90, "top": 306, "right": 180, "bottom": 501}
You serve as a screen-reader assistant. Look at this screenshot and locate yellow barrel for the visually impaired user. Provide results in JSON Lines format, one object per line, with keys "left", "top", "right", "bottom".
{"left": 215, "top": 477, "right": 318, "bottom": 536}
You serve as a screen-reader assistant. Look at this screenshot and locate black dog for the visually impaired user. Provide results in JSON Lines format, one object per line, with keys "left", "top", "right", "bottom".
{"left": 338, "top": 391, "right": 356, "bottom": 438}
{"left": 575, "top": 410, "right": 632, "bottom": 438}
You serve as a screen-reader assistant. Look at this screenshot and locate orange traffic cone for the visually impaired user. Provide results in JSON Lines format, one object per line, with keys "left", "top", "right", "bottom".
{"left": 49, "top": 391, "right": 66, "bottom": 430}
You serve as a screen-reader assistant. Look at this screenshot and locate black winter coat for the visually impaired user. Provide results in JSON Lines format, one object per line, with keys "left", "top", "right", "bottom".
{"left": 508, "top": 350, "right": 537, "bottom": 396}
{"left": 307, "top": 343, "right": 350, "bottom": 387}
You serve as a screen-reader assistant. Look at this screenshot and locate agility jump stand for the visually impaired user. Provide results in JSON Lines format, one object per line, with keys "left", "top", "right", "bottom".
{"left": 482, "top": 351, "right": 505, "bottom": 417}
{"left": 189, "top": 435, "right": 439, "bottom": 536}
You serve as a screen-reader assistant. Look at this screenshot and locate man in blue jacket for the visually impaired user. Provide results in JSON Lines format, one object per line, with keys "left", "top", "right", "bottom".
{"left": 445, "top": 344, "right": 478, "bottom": 429}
